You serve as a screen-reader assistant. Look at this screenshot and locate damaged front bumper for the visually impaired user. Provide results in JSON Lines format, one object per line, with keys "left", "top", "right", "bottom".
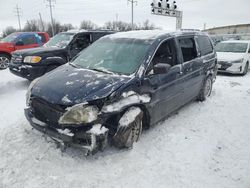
{"left": 24, "top": 108, "right": 109, "bottom": 155}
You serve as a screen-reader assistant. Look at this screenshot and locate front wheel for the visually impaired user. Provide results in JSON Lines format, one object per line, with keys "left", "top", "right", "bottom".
{"left": 197, "top": 76, "right": 213, "bottom": 102}
{"left": 0, "top": 54, "right": 10, "bottom": 70}
{"left": 112, "top": 107, "right": 143, "bottom": 149}
{"left": 242, "top": 62, "right": 249, "bottom": 76}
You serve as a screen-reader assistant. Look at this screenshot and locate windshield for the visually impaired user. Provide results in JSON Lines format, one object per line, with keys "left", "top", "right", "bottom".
{"left": 1, "top": 33, "right": 19, "bottom": 43}
{"left": 45, "top": 33, "right": 74, "bottom": 48}
{"left": 215, "top": 42, "right": 248, "bottom": 53}
{"left": 72, "top": 38, "right": 151, "bottom": 75}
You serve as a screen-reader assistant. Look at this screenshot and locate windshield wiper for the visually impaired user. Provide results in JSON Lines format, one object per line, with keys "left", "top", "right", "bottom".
{"left": 91, "top": 68, "right": 113, "bottom": 75}
{"left": 69, "top": 62, "right": 81, "bottom": 68}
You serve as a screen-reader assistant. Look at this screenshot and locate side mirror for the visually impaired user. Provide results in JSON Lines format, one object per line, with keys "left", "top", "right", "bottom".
{"left": 153, "top": 63, "right": 171, "bottom": 74}
{"left": 16, "top": 41, "right": 24, "bottom": 46}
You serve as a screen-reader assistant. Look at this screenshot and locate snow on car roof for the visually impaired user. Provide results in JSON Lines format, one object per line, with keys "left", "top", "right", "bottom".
{"left": 221, "top": 40, "right": 250, "bottom": 44}
{"left": 105, "top": 30, "right": 174, "bottom": 40}
{"left": 105, "top": 30, "right": 204, "bottom": 40}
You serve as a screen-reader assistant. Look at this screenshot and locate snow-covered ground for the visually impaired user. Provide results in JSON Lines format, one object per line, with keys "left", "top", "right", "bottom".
{"left": 0, "top": 69, "right": 250, "bottom": 188}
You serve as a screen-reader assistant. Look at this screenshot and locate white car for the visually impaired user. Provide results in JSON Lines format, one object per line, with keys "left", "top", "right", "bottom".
{"left": 216, "top": 40, "right": 250, "bottom": 75}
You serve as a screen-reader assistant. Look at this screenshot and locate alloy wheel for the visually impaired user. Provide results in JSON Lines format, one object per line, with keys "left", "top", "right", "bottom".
{"left": 0, "top": 56, "right": 10, "bottom": 69}
{"left": 204, "top": 77, "right": 212, "bottom": 98}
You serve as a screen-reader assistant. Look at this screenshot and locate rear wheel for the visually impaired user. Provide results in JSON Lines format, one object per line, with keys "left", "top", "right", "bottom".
{"left": 197, "top": 76, "right": 213, "bottom": 102}
{"left": 0, "top": 54, "right": 10, "bottom": 70}
{"left": 112, "top": 107, "right": 143, "bottom": 149}
{"left": 242, "top": 62, "right": 249, "bottom": 76}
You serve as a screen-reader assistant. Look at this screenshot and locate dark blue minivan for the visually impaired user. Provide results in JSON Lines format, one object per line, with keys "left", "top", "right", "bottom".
{"left": 25, "top": 30, "right": 217, "bottom": 155}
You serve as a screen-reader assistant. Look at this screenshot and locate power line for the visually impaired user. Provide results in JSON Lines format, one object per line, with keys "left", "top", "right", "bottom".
{"left": 46, "top": 0, "right": 56, "bottom": 36}
{"left": 128, "top": 0, "right": 137, "bottom": 30}
{"left": 14, "top": 4, "right": 22, "bottom": 31}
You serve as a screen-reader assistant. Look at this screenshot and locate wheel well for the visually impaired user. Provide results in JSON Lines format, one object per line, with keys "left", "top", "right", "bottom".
{"left": 0, "top": 52, "right": 11, "bottom": 59}
{"left": 104, "top": 104, "right": 151, "bottom": 134}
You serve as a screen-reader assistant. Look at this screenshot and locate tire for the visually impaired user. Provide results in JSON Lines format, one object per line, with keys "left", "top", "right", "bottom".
{"left": 0, "top": 54, "right": 10, "bottom": 70}
{"left": 242, "top": 62, "right": 249, "bottom": 76}
{"left": 197, "top": 76, "right": 213, "bottom": 102}
{"left": 112, "top": 107, "right": 143, "bottom": 149}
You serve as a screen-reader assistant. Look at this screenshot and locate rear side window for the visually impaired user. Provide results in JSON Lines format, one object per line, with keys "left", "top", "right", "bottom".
{"left": 92, "top": 33, "right": 108, "bottom": 42}
{"left": 197, "top": 35, "right": 213, "bottom": 56}
{"left": 21, "top": 35, "right": 37, "bottom": 45}
{"left": 37, "top": 33, "right": 46, "bottom": 43}
{"left": 178, "top": 37, "right": 197, "bottom": 62}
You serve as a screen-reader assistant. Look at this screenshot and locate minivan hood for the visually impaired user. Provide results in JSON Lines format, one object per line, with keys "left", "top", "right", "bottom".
{"left": 31, "top": 64, "right": 130, "bottom": 105}
{"left": 13, "top": 46, "right": 64, "bottom": 56}
{"left": 217, "top": 52, "right": 245, "bottom": 62}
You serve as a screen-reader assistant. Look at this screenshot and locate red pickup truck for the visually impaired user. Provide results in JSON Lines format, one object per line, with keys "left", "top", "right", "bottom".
{"left": 0, "top": 32, "right": 50, "bottom": 69}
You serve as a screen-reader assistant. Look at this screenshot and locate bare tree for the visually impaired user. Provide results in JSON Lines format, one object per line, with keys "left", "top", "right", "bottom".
{"left": 104, "top": 21, "right": 134, "bottom": 31}
{"left": 79, "top": 20, "right": 97, "bottom": 30}
{"left": 60, "top": 23, "right": 75, "bottom": 32}
{"left": 23, "top": 20, "right": 40, "bottom": 32}
{"left": 140, "top": 20, "right": 156, "bottom": 30}
{"left": 2, "top": 26, "right": 16, "bottom": 37}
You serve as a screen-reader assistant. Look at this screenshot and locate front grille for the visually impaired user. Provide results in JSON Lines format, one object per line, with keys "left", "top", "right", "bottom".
{"left": 11, "top": 54, "right": 23, "bottom": 64}
{"left": 31, "top": 97, "right": 66, "bottom": 128}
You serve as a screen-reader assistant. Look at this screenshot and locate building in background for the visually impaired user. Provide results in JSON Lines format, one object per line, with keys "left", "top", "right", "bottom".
{"left": 204, "top": 23, "right": 250, "bottom": 35}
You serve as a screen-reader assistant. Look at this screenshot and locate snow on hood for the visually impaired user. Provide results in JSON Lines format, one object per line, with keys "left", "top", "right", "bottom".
{"left": 217, "top": 52, "right": 245, "bottom": 62}
{"left": 31, "top": 64, "right": 130, "bottom": 105}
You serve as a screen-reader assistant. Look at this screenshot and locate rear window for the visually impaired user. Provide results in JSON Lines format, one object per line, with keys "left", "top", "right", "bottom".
{"left": 197, "top": 35, "right": 213, "bottom": 56}
{"left": 37, "top": 33, "right": 46, "bottom": 43}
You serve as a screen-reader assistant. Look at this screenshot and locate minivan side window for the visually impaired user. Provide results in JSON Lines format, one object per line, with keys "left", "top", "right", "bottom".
{"left": 178, "top": 37, "right": 197, "bottom": 62}
{"left": 197, "top": 35, "right": 213, "bottom": 56}
{"left": 147, "top": 39, "right": 178, "bottom": 74}
{"left": 152, "top": 39, "right": 178, "bottom": 66}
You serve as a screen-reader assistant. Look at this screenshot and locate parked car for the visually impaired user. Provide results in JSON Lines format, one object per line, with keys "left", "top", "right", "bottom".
{"left": 9, "top": 30, "right": 115, "bottom": 80}
{"left": 216, "top": 40, "right": 250, "bottom": 75}
{"left": 0, "top": 32, "right": 49, "bottom": 69}
{"left": 25, "top": 30, "right": 217, "bottom": 155}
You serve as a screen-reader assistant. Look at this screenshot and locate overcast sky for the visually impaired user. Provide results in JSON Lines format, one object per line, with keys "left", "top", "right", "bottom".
{"left": 0, "top": 0, "right": 249, "bottom": 33}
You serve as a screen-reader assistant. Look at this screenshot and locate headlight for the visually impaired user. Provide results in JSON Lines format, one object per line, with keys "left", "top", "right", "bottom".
{"left": 24, "top": 56, "right": 42, "bottom": 63}
{"left": 231, "top": 59, "right": 244, "bottom": 64}
{"left": 59, "top": 105, "right": 98, "bottom": 125}
{"left": 26, "top": 78, "right": 40, "bottom": 107}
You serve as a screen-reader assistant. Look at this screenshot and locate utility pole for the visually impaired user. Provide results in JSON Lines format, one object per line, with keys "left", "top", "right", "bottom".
{"left": 115, "top": 13, "right": 119, "bottom": 31}
{"left": 14, "top": 4, "right": 22, "bottom": 31}
{"left": 39, "top": 12, "right": 45, "bottom": 31}
{"left": 46, "top": 0, "right": 55, "bottom": 36}
{"left": 128, "top": 0, "right": 137, "bottom": 30}
{"left": 203, "top": 23, "right": 207, "bottom": 30}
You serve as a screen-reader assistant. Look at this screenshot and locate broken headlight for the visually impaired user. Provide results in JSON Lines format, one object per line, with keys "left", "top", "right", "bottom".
{"left": 59, "top": 105, "right": 99, "bottom": 125}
